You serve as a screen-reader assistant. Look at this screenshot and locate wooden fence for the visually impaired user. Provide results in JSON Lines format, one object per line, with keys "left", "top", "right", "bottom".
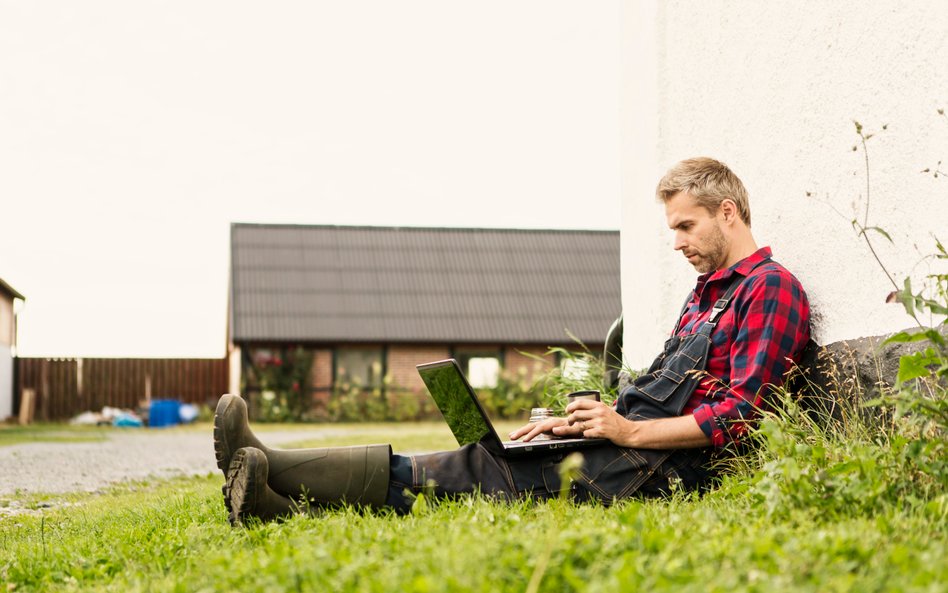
{"left": 15, "top": 357, "right": 229, "bottom": 421}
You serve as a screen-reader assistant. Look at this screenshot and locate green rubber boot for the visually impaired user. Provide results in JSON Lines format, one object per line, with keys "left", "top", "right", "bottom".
{"left": 214, "top": 394, "right": 391, "bottom": 510}
{"left": 214, "top": 394, "right": 270, "bottom": 508}
{"left": 214, "top": 394, "right": 270, "bottom": 474}
{"left": 226, "top": 447, "right": 297, "bottom": 525}
{"left": 265, "top": 442, "right": 391, "bottom": 508}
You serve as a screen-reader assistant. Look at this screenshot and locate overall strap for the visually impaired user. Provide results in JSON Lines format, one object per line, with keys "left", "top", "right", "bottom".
{"left": 699, "top": 259, "right": 768, "bottom": 333}
{"left": 670, "top": 292, "right": 694, "bottom": 336}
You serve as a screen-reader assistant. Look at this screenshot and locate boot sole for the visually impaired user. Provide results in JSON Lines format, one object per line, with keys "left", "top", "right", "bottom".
{"left": 226, "top": 448, "right": 299, "bottom": 525}
{"left": 226, "top": 448, "right": 258, "bottom": 526}
{"left": 213, "top": 394, "right": 236, "bottom": 473}
{"left": 214, "top": 395, "right": 237, "bottom": 510}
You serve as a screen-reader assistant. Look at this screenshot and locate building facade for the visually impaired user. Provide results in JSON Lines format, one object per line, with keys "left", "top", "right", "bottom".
{"left": 228, "top": 224, "right": 621, "bottom": 419}
{"left": 0, "top": 278, "right": 24, "bottom": 421}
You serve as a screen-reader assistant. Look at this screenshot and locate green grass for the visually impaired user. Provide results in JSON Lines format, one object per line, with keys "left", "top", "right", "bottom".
{"left": 1, "top": 473, "right": 945, "bottom": 592}
{"left": 0, "top": 424, "right": 108, "bottom": 448}
{"left": 1, "top": 390, "right": 945, "bottom": 593}
{"left": 0, "top": 420, "right": 487, "bottom": 451}
{"left": 282, "top": 420, "right": 524, "bottom": 453}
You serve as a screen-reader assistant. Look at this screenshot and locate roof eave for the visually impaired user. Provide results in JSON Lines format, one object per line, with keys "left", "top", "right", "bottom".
{"left": 0, "top": 278, "right": 24, "bottom": 301}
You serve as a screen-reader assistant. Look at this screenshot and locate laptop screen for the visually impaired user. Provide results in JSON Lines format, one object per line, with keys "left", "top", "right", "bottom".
{"left": 417, "top": 360, "right": 494, "bottom": 447}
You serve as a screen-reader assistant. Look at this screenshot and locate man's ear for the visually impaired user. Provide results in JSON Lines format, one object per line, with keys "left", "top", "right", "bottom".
{"left": 719, "top": 199, "right": 738, "bottom": 223}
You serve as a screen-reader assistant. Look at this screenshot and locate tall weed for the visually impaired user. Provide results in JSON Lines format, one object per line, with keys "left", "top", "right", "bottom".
{"left": 749, "top": 114, "right": 948, "bottom": 521}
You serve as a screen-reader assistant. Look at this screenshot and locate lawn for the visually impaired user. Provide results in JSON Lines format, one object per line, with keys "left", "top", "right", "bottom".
{"left": 280, "top": 420, "right": 524, "bottom": 452}
{"left": 1, "top": 413, "right": 946, "bottom": 592}
{"left": 0, "top": 424, "right": 109, "bottom": 448}
{"left": 0, "top": 420, "right": 523, "bottom": 454}
{"left": 1, "top": 472, "right": 944, "bottom": 592}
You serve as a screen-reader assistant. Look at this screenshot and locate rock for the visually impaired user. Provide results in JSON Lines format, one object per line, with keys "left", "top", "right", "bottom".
{"left": 791, "top": 326, "right": 947, "bottom": 418}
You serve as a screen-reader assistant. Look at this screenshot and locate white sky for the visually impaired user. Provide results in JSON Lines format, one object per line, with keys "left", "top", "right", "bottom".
{"left": 1, "top": 1, "right": 621, "bottom": 358}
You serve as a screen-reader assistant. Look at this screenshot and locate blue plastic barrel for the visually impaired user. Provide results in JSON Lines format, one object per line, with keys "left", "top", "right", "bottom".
{"left": 149, "top": 399, "right": 182, "bottom": 428}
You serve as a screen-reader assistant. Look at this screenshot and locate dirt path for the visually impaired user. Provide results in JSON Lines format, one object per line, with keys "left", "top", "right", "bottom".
{"left": 0, "top": 428, "right": 344, "bottom": 496}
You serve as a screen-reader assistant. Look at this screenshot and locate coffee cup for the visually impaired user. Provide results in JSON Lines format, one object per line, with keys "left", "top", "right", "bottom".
{"left": 567, "top": 389, "right": 600, "bottom": 403}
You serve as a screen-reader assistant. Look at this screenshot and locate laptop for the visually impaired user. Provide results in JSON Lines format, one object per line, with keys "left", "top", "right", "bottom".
{"left": 416, "top": 359, "right": 607, "bottom": 457}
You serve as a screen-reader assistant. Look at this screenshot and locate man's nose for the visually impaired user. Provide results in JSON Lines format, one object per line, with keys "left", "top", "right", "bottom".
{"left": 673, "top": 233, "right": 687, "bottom": 251}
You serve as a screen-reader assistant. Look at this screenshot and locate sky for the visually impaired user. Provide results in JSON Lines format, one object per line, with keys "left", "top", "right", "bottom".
{"left": 1, "top": 1, "right": 622, "bottom": 358}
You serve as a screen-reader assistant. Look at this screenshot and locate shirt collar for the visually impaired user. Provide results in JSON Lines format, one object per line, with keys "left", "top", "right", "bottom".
{"left": 693, "top": 246, "right": 773, "bottom": 295}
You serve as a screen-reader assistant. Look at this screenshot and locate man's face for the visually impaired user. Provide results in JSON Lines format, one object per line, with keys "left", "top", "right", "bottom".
{"left": 664, "top": 191, "right": 729, "bottom": 274}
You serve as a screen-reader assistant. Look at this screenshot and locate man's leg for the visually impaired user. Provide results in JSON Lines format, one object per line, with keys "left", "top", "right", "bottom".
{"left": 386, "top": 444, "right": 565, "bottom": 513}
{"left": 216, "top": 395, "right": 716, "bottom": 522}
{"left": 215, "top": 395, "right": 390, "bottom": 518}
{"left": 386, "top": 444, "right": 715, "bottom": 512}
{"left": 568, "top": 446, "right": 716, "bottom": 503}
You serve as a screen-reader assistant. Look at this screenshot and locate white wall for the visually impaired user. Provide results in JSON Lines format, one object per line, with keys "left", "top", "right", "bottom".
{"left": 621, "top": 0, "right": 948, "bottom": 368}
{"left": 0, "top": 348, "right": 11, "bottom": 421}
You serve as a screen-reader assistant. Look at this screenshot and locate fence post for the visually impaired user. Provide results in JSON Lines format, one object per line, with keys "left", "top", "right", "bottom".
{"left": 40, "top": 359, "right": 49, "bottom": 421}
{"left": 19, "top": 388, "right": 35, "bottom": 425}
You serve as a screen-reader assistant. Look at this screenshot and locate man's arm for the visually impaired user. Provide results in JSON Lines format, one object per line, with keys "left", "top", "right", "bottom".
{"left": 692, "top": 271, "right": 810, "bottom": 447}
{"left": 509, "top": 270, "right": 810, "bottom": 450}
{"left": 552, "top": 400, "right": 710, "bottom": 449}
{"left": 508, "top": 400, "right": 710, "bottom": 449}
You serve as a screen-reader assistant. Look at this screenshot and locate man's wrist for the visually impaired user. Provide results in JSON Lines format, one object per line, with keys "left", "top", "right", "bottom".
{"left": 618, "top": 416, "right": 642, "bottom": 448}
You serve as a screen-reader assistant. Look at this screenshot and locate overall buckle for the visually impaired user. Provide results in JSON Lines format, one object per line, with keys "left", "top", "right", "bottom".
{"left": 708, "top": 298, "right": 729, "bottom": 324}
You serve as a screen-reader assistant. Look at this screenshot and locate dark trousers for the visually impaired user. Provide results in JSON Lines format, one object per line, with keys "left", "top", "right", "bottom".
{"left": 386, "top": 442, "right": 715, "bottom": 513}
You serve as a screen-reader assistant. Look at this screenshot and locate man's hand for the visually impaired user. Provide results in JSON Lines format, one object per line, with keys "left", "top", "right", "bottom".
{"left": 553, "top": 399, "right": 631, "bottom": 443}
{"left": 511, "top": 399, "right": 712, "bottom": 449}
{"left": 507, "top": 401, "right": 630, "bottom": 443}
{"left": 508, "top": 417, "right": 570, "bottom": 442}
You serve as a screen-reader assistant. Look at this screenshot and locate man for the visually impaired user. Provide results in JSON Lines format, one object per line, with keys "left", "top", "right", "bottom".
{"left": 215, "top": 157, "right": 811, "bottom": 523}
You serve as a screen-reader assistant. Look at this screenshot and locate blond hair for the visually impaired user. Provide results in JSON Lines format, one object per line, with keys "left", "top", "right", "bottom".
{"left": 656, "top": 157, "right": 751, "bottom": 226}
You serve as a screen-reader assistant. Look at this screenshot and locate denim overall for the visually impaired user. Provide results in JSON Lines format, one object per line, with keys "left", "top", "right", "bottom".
{"left": 386, "top": 271, "right": 754, "bottom": 511}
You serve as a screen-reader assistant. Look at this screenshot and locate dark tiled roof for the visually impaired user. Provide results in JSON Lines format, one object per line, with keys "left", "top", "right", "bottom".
{"left": 230, "top": 224, "right": 620, "bottom": 345}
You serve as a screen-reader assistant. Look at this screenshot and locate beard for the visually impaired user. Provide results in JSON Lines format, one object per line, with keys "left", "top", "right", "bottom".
{"left": 688, "top": 222, "right": 728, "bottom": 274}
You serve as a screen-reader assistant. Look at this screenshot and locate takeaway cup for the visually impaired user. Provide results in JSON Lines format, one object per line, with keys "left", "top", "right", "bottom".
{"left": 567, "top": 390, "right": 600, "bottom": 403}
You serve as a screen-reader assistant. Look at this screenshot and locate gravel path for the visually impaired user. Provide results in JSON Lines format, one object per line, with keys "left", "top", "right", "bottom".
{"left": 0, "top": 428, "right": 346, "bottom": 496}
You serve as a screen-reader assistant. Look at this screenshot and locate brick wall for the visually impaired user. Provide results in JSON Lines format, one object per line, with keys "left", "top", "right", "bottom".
{"left": 504, "top": 346, "right": 557, "bottom": 381}
{"left": 387, "top": 345, "right": 451, "bottom": 392}
{"left": 239, "top": 342, "right": 602, "bottom": 400}
{"left": 311, "top": 349, "right": 333, "bottom": 390}
{"left": 385, "top": 344, "right": 590, "bottom": 392}
{"left": 310, "top": 349, "right": 333, "bottom": 410}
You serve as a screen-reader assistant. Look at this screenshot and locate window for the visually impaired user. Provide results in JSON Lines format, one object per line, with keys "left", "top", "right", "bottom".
{"left": 335, "top": 347, "right": 384, "bottom": 390}
{"left": 467, "top": 357, "right": 501, "bottom": 389}
{"left": 456, "top": 349, "right": 502, "bottom": 389}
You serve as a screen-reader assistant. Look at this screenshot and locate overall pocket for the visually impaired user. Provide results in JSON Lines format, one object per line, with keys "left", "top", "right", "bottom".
{"left": 570, "top": 446, "right": 673, "bottom": 504}
{"left": 627, "top": 333, "right": 711, "bottom": 417}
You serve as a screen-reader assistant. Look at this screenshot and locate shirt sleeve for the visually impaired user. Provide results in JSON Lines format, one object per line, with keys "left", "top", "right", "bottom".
{"left": 692, "top": 270, "right": 810, "bottom": 448}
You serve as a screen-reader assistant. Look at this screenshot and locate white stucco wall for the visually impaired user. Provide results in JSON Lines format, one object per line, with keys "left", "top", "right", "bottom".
{"left": 0, "top": 348, "right": 11, "bottom": 421}
{"left": 621, "top": 0, "right": 948, "bottom": 368}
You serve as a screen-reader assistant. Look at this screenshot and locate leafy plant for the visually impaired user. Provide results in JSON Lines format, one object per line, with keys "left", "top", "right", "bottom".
{"left": 753, "top": 113, "right": 948, "bottom": 522}
{"left": 246, "top": 347, "right": 314, "bottom": 422}
{"left": 535, "top": 345, "right": 619, "bottom": 413}
{"left": 845, "top": 116, "right": 947, "bottom": 435}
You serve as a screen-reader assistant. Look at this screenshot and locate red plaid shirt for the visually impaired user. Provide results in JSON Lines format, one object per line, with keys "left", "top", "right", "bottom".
{"left": 677, "top": 247, "right": 811, "bottom": 448}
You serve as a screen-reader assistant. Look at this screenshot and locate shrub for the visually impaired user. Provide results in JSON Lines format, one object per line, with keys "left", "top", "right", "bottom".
{"left": 246, "top": 347, "right": 314, "bottom": 422}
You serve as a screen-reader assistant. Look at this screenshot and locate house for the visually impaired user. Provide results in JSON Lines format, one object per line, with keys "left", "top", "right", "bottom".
{"left": 0, "top": 278, "right": 24, "bottom": 421}
{"left": 228, "top": 224, "right": 621, "bottom": 417}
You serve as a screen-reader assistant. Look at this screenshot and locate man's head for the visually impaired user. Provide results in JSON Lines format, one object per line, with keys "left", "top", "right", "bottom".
{"left": 657, "top": 158, "right": 756, "bottom": 274}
